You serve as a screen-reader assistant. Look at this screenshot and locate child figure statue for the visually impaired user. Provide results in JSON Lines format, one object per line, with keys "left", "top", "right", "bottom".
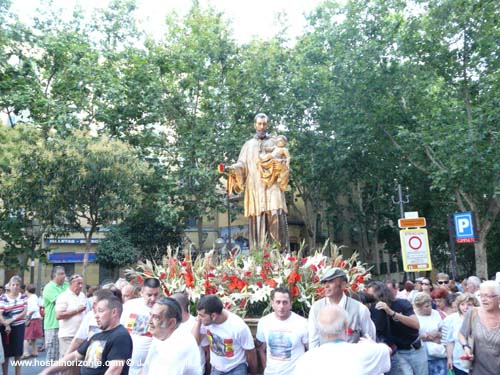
{"left": 258, "top": 135, "right": 290, "bottom": 191}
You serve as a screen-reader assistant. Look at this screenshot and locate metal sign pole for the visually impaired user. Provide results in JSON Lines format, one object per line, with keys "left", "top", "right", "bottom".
{"left": 447, "top": 215, "right": 458, "bottom": 280}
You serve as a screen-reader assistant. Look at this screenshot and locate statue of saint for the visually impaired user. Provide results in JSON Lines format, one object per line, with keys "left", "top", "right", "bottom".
{"left": 225, "top": 113, "right": 290, "bottom": 251}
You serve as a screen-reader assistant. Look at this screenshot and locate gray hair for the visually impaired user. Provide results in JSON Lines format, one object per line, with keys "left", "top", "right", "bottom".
{"left": 467, "top": 276, "right": 481, "bottom": 288}
{"left": 413, "top": 292, "right": 432, "bottom": 308}
{"left": 317, "top": 305, "right": 348, "bottom": 338}
{"left": 115, "top": 278, "right": 128, "bottom": 290}
{"left": 480, "top": 280, "right": 500, "bottom": 296}
{"left": 51, "top": 266, "right": 65, "bottom": 279}
{"left": 8, "top": 275, "right": 22, "bottom": 285}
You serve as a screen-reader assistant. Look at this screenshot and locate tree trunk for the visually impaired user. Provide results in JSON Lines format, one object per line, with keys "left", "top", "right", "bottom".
{"left": 82, "top": 227, "right": 95, "bottom": 283}
{"left": 303, "top": 197, "right": 317, "bottom": 252}
{"left": 473, "top": 241, "right": 487, "bottom": 279}
{"left": 293, "top": 185, "right": 318, "bottom": 252}
{"left": 83, "top": 235, "right": 90, "bottom": 282}
{"left": 197, "top": 217, "right": 204, "bottom": 253}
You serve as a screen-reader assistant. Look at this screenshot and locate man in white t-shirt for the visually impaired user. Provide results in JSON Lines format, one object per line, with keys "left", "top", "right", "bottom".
{"left": 120, "top": 277, "right": 160, "bottom": 375}
{"left": 55, "top": 274, "right": 87, "bottom": 358}
{"left": 294, "top": 304, "right": 391, "bottom": 375}
{"left": 142, "top": 297, "right": 202, "bottom": 375}
{"left": 193, "top": 295, "right": 257, "bottom": 375}
{"left": 171, "top": 292, "right": 207, "bottom": 372}
{"left": 256, "top": 286, "right": 308, "bottom": 375}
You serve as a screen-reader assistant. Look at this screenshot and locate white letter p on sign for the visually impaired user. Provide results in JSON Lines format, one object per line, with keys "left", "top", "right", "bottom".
{"left": 457, "top": 218, "right": 470, "bottom": 233}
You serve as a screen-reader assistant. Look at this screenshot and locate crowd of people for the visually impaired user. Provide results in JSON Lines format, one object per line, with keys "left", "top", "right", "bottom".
{"left": 0, "top": 267, "right": 498, "bottom": 375}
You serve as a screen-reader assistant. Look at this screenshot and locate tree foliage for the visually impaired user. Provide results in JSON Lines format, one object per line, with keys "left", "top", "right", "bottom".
{"left": 1, "top": 0, "right": 498, "bottom": 278}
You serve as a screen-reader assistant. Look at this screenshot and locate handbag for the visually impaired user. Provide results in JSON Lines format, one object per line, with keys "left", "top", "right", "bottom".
{"left": 465, "top": 307, "right": 478, "bottom": 351}
{"left": 425, "top": 341, "right": 447, "bottom": 358}
{"left": 458, "top": 307, "right": 478, "bottom": 371}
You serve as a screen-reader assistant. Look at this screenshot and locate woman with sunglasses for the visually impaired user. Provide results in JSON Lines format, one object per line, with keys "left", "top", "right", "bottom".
{"left": 458, "top": 280, "right": 500, "bottom": 375}
{"left": 422, "top": 279, "right": 434, "bottom": 295}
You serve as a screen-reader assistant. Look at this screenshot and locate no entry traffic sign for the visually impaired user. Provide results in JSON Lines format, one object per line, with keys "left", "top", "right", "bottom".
{"left": 400, "top": 229, "right": 432, "bottom": 272}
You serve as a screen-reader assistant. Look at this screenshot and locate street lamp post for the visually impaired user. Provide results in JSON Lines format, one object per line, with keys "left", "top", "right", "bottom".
{"left": 391, "top": 183, "right": 411, "bottom": 280}
{"left": 28, "top": 220, "right": 42, "bottom": 285}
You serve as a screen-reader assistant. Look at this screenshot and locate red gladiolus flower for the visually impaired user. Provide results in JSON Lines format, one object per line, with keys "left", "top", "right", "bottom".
{"left": 260, "top": 270, "right": 268, "bottom": 280}
{"left": 313, "top": 275, "right": 320, "bottom": 284}
{"left": 265, "top": 279, "right": 277, "bottom": 288}
{"left": 310, "top": 264, "right": 318, "bottom": 273}
{"left": 257, "top": 281, "right": 263, "bottom": 288}
{"left": 184, "top": 273, "right": 194, "bottom": 288}
{"left": 291, "top": 285, "right": 299, "bottom": 298}
{"left": 229, "top": 276, "right": 239, "bottom": 291}
{"left": 229, "top": 276, "right": 247, "bottom": 292}
{"left": 347, "top": 328, "right": 354, "bottom": 335}
{"left": 300, "top": 258, "right": 307, "bottom": 264}
{"left": 204, "top": 280, "right": 217, "bottom": 295}
{"left": 316, "top": 287, "right": 325, "bottom": 298}
{"left": 136, "top": 275, "right": 143, "bottom": 285}
{"left": 357, "top": 275, "right": 364, "bottom": 283}
{"left": 263, "top": 253, "right": 270, "bottom": 258}
{"left": 218, "top": 163, "right": 225, "bottom": 173}
{"left": 159, "top": 272, "right": 166, "bottom": 280}
{"left": 162, "top": 284, "right": 170, "bottom": 296}
{"left": 287, "top": 271, "right": 301, "bottom": 285}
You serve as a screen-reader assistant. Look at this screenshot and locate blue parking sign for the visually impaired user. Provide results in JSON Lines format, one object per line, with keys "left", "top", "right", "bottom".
{"left": 453, "top": 212, "right": 476, "bottom": 243}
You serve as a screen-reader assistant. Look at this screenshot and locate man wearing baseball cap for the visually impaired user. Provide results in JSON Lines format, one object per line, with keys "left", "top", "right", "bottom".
{"left": 308, "top": 268, "right": 376, "bottom": 348}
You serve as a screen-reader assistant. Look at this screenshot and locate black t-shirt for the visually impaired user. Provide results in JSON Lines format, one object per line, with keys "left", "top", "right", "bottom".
{"left": 370, "top": 298, "right": 419, "bottom": 350}
{"left": 77, "top": 324, "right": 133, "bottom": 375}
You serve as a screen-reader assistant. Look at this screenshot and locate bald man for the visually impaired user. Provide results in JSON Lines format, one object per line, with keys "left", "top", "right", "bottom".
{"left": 295, "top": 305, "right": 391, "bottom": 375}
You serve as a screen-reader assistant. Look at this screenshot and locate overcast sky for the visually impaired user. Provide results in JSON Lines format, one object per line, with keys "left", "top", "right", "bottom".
{"left": 10, "top": 0, "right": 325, "bottom": 43}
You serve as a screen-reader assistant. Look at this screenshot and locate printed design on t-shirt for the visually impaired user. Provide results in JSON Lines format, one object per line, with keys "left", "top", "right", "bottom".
{"left": 125, "top": 313, "right": 151, "bottom": 336}
{"left": 84, "top": 340, "right": 106, "bottom": 369}
{"left": 268, "top": 330, "right": 292, "bottom": 361}
{"left": 206, "top": 329, "right": 234, "bottom": 358}
{"left": 88, "top": 325, "right": 101, "bottom": 339}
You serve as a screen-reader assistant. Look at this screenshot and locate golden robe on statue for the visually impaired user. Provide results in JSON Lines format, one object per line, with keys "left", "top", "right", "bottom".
{"left": 229, "top": 134, "right": 290, "bottom": 251}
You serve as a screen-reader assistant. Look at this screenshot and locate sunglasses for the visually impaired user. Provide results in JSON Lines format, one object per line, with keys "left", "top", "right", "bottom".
{"left": 437, "top": 280, "right": 449, "bottom": 285}
{"left": 422, "top": 282, "right": 430, "bottom": 285}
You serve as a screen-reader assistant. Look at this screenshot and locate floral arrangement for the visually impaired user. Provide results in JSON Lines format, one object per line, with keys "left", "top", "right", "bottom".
{"left": 127, "top": 242, "right": 371, "bottom": 318}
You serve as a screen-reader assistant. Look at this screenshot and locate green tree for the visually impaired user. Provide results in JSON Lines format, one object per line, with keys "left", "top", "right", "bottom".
{"left": 96, "top": 226, "right": 139, "bottom": 279}
{"left": 0, "top": 125, "right": 59, "bottom": 272}
{"left": 3, "top": 129, "right": 151, "bottom": 280}
{"left": 376, "top": 0, "right": 500, "bottom": 278}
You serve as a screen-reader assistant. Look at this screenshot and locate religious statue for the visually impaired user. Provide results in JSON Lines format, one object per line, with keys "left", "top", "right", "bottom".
{"left": 223, "top": 113, "right": 290, "bottom": 251}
